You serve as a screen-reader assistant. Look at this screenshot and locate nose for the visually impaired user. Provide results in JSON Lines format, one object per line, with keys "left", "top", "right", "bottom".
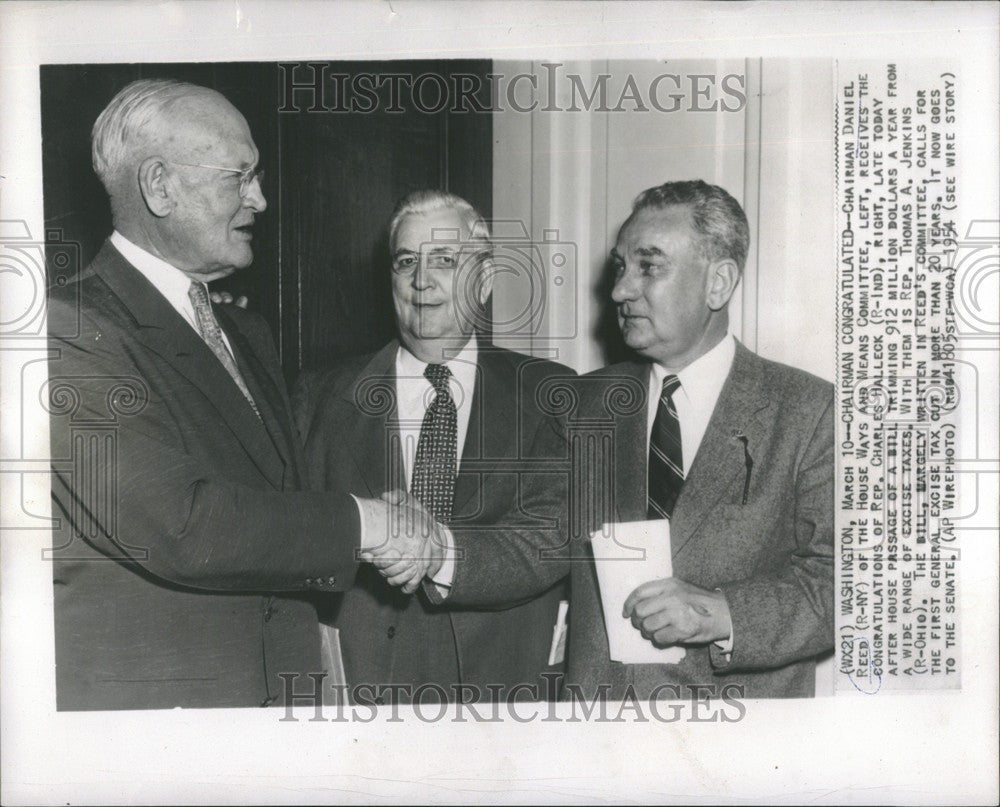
{"left": 411, "top": 256, "right": 434, "bottom": 290}
{"left": 611, "top": 264, "right": 638, "bottom": 303}
{"left": 243, "top": 175, "right": 267, "bottom": 213}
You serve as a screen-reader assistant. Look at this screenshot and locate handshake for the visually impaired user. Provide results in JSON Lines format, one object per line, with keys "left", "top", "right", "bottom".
{"left": 355, "top": 490, "right": 450, "bottom": 595}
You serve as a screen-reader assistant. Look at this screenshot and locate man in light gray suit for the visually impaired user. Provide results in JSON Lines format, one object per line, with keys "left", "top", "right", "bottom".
{"left": 564, "top": 179, "right": 834, "bottom": 699}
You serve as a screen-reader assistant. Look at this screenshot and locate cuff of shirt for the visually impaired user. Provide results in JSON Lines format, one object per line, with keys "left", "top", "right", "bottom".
{"left": 350, "top": 494, "right": 368, "bottom": 552}
{"left": 712, "top": 586, "right": 734, "bottom": 659}
{"left": 429, "top": 525, "right": 456, "bottom": 597}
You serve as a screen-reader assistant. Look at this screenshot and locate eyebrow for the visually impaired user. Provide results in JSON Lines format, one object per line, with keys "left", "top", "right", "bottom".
{"left": 610, "top": 246, "right": 666, "bottom": 260}
{"left": 393, "top": 245, "right": 460, "bottom": 257}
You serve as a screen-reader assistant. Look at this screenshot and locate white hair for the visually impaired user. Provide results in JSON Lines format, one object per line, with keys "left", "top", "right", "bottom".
{"left": 388, "top": 189, "right": 491, "bottom": 249}
{"left": 91, "top": 78, "right": 205, "bottom": 191}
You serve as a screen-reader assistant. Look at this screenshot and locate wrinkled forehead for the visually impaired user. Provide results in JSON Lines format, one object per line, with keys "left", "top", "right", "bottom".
{"left": 391, "top": 208, "right": 486, "bottom": 254}
{"left": 150, "top": 91, "right": 258, "bottom": 166}
{"left": 615, "top": 204, "right": 698, "bottom": 255}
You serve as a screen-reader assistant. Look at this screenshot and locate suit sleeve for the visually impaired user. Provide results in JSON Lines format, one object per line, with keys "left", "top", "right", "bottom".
{"left": 48, "top": 301, "right": 361, "bottom": 594}
{"left": 289, "top": 369, "right": 320, "bottom": 445}
{"left": 435, "top": 409, "right": 572, "bottom": 610}
{"left": 711, "top": 394, "right": 835, "bottom": 672}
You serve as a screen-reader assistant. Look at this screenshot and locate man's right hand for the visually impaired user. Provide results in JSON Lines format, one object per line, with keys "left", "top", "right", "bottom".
{"left": 208, "top": 290, "right": 248, "bottom": 308}
{"left": 356, "top": 490, "right": 446, "bottom": 594}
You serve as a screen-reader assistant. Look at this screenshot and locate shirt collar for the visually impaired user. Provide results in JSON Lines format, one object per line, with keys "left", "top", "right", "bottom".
{"left": 396, "top": 336, "right": 479, "bottom": 389}
{"left": 110, "top": 230, "right": 196, "bottom": 302}
{"left": 650, "top": 333, "right": 736, "bottom": 409}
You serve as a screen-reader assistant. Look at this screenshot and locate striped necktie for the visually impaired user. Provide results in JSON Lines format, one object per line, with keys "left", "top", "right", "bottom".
{"left": 647, "top": 374, "right": 684, "bottom": 519}
{"left": 187, "top": 281, "right": 261, "bottom": 420}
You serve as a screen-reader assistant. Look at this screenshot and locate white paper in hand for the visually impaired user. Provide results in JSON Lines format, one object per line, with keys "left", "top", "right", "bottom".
{"left": 591, "top": 520, "right": 686, "bottom": 664}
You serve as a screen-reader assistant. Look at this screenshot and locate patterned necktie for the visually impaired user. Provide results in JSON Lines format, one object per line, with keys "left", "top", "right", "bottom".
{"left": 410, "top": 363, "right": 458, "bottom": 522}
{"left": 187, "top": 281, "right": 261, "bottom": 420}
{"left": 647, "top": 374, "right": 684, "bottom": 519}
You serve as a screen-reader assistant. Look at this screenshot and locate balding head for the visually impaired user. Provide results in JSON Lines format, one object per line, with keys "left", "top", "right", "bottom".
{"left": 92, "top": 78, "right": 266, "bottom": 281}
{"left": 94, "top": 80, "right": 212, "bottom": 191}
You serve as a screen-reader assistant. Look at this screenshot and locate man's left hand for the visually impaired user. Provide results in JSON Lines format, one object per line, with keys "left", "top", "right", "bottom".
{"left": 623, "top": 577, "right": 733, "bottom": 646}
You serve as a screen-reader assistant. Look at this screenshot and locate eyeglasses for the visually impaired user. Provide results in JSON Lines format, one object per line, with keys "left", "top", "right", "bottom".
{"left": 392, "top": 252, "right": 458, "bottom": 275}
{"left": 169, "top": 161, "right": 265, "bottom": 197}
{"left": 391, "top": 248, "right": 490, "bottom": 275}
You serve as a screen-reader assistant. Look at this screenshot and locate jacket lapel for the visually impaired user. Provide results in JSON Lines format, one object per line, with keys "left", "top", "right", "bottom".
{"left": 340, "top": 341, "right": 402, "bottom": 496}
{"left": 452, "top": 346, "right": 517, "bottom": 518}
{"left": 216, "top": 307, "right": 299, "bottom": 487}
{"left": 609, "top": 362, "right": 651, "bottom": 523}
{"left": 670, "top": 341, "right": 770, "bottom": 559}
{"left": 93, "top": 241, "right": 285, "bottom": 489}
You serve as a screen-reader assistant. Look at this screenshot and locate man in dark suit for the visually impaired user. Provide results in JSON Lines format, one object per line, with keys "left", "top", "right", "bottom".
{"left": 295, "top": 190, "right": 572, "bottom": 703}
{"left": 385, "top": 180, "right": 834, "bottom": 699}
{"left": 46, "top": 79, "right": 429, "bottom": 710}
{"left": 565, "top": 180, "right": 834, "bottom": 699}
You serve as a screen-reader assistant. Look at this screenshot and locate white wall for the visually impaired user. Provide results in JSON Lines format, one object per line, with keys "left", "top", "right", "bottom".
{"left": 754, "top": 60, "right": 836, "bottom": 384}
{"left": 492, "top": 58, "right": 835, "bottom": 384}
{"left": 492, "top": 59, "right": 748, "bottom": 372}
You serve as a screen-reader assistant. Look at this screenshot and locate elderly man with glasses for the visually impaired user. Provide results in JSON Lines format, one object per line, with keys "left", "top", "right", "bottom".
{"left": 293, "top": 190, "right": 574, "bottom": 705}
{"left": 46, "top": 79, "right": 431, "bottom": 711}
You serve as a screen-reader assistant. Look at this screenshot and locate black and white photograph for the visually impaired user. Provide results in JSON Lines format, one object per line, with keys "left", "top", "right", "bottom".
{"left": 1, "top": 2, "right": 997, "bottom": 804}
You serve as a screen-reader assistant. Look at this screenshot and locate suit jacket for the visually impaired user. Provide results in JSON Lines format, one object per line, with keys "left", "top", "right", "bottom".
{"left": 47, "top": 240, "right": 361, "bottom": 710}
{"left": 565, "top": 341, "right": 835, "bottom": 699}
{"left": 295, "top": 340, "right": 573, "bottom": 702}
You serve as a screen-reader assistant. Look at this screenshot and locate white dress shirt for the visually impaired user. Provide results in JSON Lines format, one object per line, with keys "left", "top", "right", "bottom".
{"left": 394, "top": 338, "right": 478, "bottom": 487}
{"left": 110, "top": 230, "right": 234, "bottom": 355}
{"left": 646, "top": 333, "right": 737, "bottom": 651}
{"left": 355, "top": 339, "right": 476, "bottom": 591}
{"left": 394, "top": 340, "right": 479, "bottom": 591}
{"left": 646, "top": 333, "right": 736, "bottom": 475}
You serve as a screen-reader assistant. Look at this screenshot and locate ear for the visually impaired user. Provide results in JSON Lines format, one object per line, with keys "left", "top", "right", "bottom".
{"left": 476, "top": 253, "right": 495, "bottom": 306}
{"left": 705, "top": 258, "right": 741, "bottom": 311}
{"left": 137, "top": 157, "right": 174, "bottom": 218}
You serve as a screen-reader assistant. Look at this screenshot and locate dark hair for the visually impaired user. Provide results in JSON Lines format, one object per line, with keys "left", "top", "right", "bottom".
{"left": 631, "top": 180, "right": 750, "bottom": 272}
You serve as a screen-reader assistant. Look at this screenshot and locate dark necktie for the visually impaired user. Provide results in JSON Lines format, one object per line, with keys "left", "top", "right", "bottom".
{"left": 187, "top": 281, "right": 260, "bottom": 420}
{"left": 647, "top": 374, "right": 684, "bottom": 519}
{"left": 410, "top": 363, "right": 458, "bottom": 521}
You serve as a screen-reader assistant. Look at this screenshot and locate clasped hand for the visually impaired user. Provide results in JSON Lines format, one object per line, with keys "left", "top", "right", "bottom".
{"left": 207, "top": 291, "right": 443, "bottom": 596}
{"left": 357, "top": 490, "right": 447, "bottom": 595}
{"left": 622, "top": 577, "right": 733, "bottom": 647}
